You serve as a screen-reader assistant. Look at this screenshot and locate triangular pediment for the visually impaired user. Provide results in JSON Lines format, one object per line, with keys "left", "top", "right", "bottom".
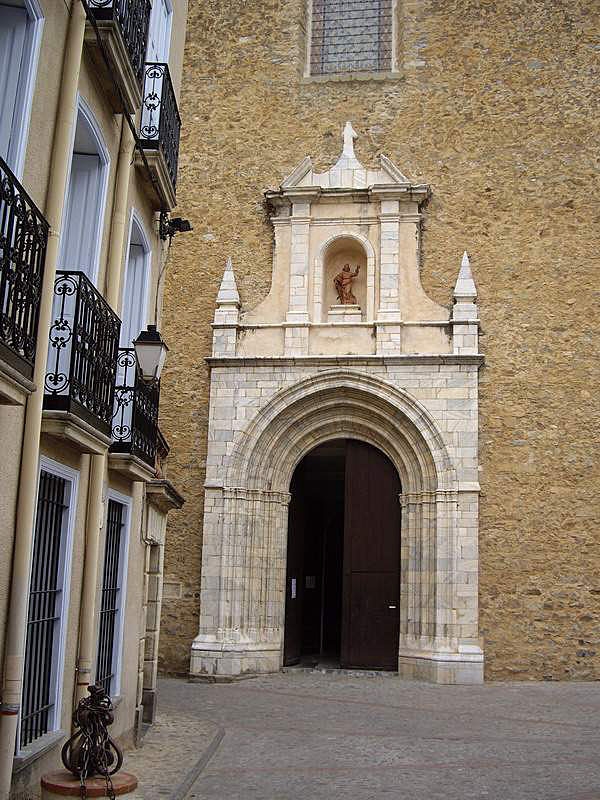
{"left": 277, "top": 122, "right": 418, "bottom": 192}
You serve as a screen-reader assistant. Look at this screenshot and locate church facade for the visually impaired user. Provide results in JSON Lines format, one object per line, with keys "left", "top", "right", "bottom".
{"left": 159, "top": 0, "right": 600, "bottom": 682}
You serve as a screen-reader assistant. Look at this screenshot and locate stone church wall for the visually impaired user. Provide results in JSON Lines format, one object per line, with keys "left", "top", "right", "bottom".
{"left": 159, "top": 0, "right": 600, "bottom": 679}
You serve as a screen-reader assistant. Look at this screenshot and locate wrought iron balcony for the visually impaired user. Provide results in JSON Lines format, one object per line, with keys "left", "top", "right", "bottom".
{"left": 138, "top": 62, "right": 181, "bottom": 209}
{"left": 0, "top": 155, "right": 48, "bottom": 383}
{"left": 85, "top": 0, "right": 152, "bottom": 113}
{"left": 110, "top": 348, "right": 159, "bottom": 468}
{"left": 44, "top": 272, "right": 121, "bottom": 437}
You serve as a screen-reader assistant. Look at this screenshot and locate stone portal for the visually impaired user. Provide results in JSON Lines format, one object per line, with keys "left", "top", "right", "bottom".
{"left": 191, "top": 124, "right": 484, "bottom": 684}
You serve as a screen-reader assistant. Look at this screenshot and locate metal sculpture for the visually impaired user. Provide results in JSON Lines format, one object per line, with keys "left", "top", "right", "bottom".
{"left": 61, "top": 682, "right": 123, "bottom": 795}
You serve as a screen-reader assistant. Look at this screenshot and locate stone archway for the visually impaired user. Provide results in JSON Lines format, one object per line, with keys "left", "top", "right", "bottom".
{"left": 191, "top": 369, "right": 483, "bottom": 684}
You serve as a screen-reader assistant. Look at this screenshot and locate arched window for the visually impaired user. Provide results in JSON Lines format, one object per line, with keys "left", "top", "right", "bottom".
{"left": 0, "top": 0, "right": 43, "bottom": 176}
{"left": 146, "top": 0, "right": 172, "bottom": 63}
{"left": 58, "top": 97, "right": 109, "bottom": 285}
{"left": 120, "top": 211, "right": 150, "bottom": 348}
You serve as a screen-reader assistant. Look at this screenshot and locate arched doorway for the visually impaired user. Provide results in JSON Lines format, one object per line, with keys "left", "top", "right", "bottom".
{"left": 283, "top": 438, "right": 401, "bottom": 671}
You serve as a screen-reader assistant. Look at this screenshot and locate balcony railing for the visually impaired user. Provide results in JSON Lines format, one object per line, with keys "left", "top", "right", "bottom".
{"left": 88, "top": 0, "right": 152, "bottom": 90}
{"left": 140, "top": 62, "right": 181, "bottom": 193}
{"left": 44, "top": 272, "right": 121, "bottom": 436}
{"left": 0, "top": 155, "right": 48, "bottom": 380}
{"left": 110, "top": 348, "right": 159, "bottom": 467}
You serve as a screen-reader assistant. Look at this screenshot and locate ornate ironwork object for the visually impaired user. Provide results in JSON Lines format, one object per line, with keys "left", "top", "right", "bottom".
{"left": 43, "top": 271, "right": 121, "bottom": 436}
{"left": 61, "top": 682, "right": 123, "bottom": 780}
{"left": 0, "top": 155, "right": 48, "bottom": 379}
{"left": 140, "top": 62, "right": 181, "bottom": 190}
{"left": 110, "top": 347, "right": 160, "bottom": 467}
{"left": 88, "top": 0, "right": 152, "bottom": 88}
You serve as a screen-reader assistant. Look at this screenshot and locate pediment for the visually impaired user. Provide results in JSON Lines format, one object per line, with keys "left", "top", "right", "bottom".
{"left": 277, "top": 122, "right": 422, "bottom": 194}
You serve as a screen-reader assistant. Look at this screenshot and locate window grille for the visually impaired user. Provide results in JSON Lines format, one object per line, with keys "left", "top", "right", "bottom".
{"left": 20, "top": 471, "right": 68, "bottom": 748}
{"left": 310, "top": 0, "right": 393, "bottom": 76}
{"left": 96, "top": 499, "right": 125, "bottom": 695}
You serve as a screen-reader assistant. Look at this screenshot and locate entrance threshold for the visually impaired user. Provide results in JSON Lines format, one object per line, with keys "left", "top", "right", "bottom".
{"left": 282, "top": 664, "right": 399, "bottom": 679}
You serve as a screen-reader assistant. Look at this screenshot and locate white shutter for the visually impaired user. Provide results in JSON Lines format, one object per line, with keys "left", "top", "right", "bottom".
{"left": 120, "top": 243, "right": 148, "bottom": 347}
{"left": 146, "top": 0, "right": 171, "bottom": 63}
{"left": 59, "top": 153, "right": 102, "bottom": 282}
{"left": 0, "top": 6, "right": 27, "bottom": 164}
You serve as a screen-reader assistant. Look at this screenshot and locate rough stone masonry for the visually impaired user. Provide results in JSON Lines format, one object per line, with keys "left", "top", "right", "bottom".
{"left": 158, "top": 0, "right": 600, "bottom": 681}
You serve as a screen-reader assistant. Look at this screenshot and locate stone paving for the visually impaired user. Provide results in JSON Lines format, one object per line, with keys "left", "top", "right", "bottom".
{"left": 126, "top": 674, "right": 600, "bottom": 800}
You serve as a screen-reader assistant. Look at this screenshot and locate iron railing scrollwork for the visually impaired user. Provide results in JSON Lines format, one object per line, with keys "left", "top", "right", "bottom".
{"left": 88, "top": 0, "right": 152, "bottom": 89}
{"left": 110, "top": 347, "right": 159, "bottom": 467}
{"left": 0, "top": 155, "right": 48, "bottom": 379}
{"left": 140, "top": 62, "right": 181, "bottom": 192}
{"left": 44, "top": 272, "right": 121, "bottom": 436}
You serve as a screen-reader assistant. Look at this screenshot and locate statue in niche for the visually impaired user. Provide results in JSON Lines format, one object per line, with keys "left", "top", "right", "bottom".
{"left": 334, "top": 264, "right": 360, "bottom": 305}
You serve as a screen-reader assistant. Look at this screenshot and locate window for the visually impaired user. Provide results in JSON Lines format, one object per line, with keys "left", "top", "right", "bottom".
{"left": 120, "top": 211, "right": 150, "bottom": 348}
{"left": 19, "top": 460, "right": 77, "bottom": 750}
{"left": 58, "top": 97, "right": 109, "bottom": 285}
{"left": 96, "top": 494, "right": 130, "bottom": 697}
{"left": 308, "top": 0, "right": 393, "bottom": 76}
{"left": 0, "top": 0, "right": 43, "bottom": 176}
{"left": 146, "top": 0, "right": 172, "bottom": 63}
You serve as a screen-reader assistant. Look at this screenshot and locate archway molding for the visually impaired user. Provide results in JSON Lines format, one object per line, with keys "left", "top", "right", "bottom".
{"left": 227, "top": 368, "right": 455, "bottom": 496}
{"left": 192, "top": 369, "right": 485, "bottom": 684}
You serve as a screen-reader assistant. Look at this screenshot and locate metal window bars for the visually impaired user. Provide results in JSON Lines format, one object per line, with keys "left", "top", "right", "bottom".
{"left": 0, "top": 155, "right": 48, "bottom": 379}
{"left": 96, "top": 499, "right": 125, "bottom": 696}
{"left": 310, "top": 0, "right": 393, "bottom": 75}
{"left": 20, "top": 471, "right": 68, "bottom": 749}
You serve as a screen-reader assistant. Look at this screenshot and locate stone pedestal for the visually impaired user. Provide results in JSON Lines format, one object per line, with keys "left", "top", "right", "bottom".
{"left": 327, "top": 304, "right": 362, "bottom": 323}
{"left": 41, "top": 771, "right": 138, "bottom": 798}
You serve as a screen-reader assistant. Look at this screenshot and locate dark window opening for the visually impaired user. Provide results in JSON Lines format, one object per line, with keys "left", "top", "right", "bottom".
{"left": 96, "top": 499, "right": 125, "bottom": 696}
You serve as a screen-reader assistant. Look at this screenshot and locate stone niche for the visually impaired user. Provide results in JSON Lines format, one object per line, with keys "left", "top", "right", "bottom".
{"left": 323, "top": 236, "right": 367, "bottom": 322}
{"left": 194, "top": 123, "right": 484, "bottom": 686}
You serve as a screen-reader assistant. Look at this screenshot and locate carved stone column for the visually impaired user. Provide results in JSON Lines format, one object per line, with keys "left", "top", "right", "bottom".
{"left": 191, "top": 486, "right": 290, "bottom": 679}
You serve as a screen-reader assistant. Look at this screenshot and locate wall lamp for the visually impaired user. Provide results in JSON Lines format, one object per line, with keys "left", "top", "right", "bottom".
{"left": 133, "top": 325, "right": 169, "bottom": 383}
{"left": 159, "top": 212, "right": 193, "bottom": 241}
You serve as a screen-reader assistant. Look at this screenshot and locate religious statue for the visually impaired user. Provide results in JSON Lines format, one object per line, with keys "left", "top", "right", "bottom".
{"left": 334, "top": 263, "right": 360, "bottom": 305}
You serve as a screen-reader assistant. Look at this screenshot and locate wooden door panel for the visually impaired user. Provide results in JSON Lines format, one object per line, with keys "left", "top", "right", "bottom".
{"left": 283, "top": 482, "right": 304, "bottom": 666}
{"left": 342, "top": 439, "right": 401, "bottom": 670}
{"left": 345, "top": 573, "right": 400, "bottom": 669}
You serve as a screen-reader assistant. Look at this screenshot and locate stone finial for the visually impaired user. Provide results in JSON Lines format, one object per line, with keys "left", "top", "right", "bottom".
{"left": 342, "top": 121, "right": 358, "bottom": 159}
{"left": 216, "top": 256, "right": 240, "bottom": 308}
{"left": 331, "top": 121, "right": 363, "bottom": 173}
{"left": 453, "top": 251, "right": 477, "bottom": 303}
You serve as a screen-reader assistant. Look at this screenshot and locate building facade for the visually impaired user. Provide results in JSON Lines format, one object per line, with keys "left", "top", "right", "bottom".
{"left": 159, "top": 0, "right": 600, "bottom": 685}
{"left": 0, "top": 1, "right": 186, "bottom": 796}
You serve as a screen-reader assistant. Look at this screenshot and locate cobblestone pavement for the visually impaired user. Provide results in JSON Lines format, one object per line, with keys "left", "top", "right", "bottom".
{"left": 128, "top": 674, "right": 600, "bottom": 800}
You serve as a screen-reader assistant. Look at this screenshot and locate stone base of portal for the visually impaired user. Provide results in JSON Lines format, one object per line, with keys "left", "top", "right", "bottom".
{"left": 41, "top": 770, "right": 138, "bottom": 798}
{"left": 190, "top": 640, "right": 281, "bottom": 681}
{"left": 399, "top": 651, "right": 484, "bottom": 685}
{"left": 190, "top": 640, "right": 484, "bottom": 685}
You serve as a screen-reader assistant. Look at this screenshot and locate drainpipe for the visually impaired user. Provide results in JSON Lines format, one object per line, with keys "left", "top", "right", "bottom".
{"left": 0, "top": 3, "right": 86, "bottom": 796}
{"left": 104, "top": 116, "right": 134, "bottom": 310}
{"left": 74, "top": 116, "right": 133, "bottom": 705}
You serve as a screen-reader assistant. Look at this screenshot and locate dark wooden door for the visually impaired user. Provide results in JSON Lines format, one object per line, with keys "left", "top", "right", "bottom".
{"left": 341, "top": 440, "right": 401, "bottom": 670}
{"left": 283, "top": 478, "right": 304, "bottom": 666}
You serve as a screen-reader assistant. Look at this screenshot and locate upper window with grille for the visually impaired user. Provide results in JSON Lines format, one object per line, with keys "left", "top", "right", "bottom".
{"left": 309, "top": 0, "right": 394, "bottom": 76}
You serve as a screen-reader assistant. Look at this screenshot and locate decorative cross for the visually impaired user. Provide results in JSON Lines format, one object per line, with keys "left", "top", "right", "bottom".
{"left": 342, "top": 121, "right": 358, "bottom": 159}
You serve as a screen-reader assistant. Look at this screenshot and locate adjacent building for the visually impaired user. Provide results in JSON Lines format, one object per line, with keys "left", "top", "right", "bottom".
{"left": 0, "top": 1, "right": 186, "bottom": 796}
{"left": 159, "top": 1, "right": 600, "bottom": 684}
